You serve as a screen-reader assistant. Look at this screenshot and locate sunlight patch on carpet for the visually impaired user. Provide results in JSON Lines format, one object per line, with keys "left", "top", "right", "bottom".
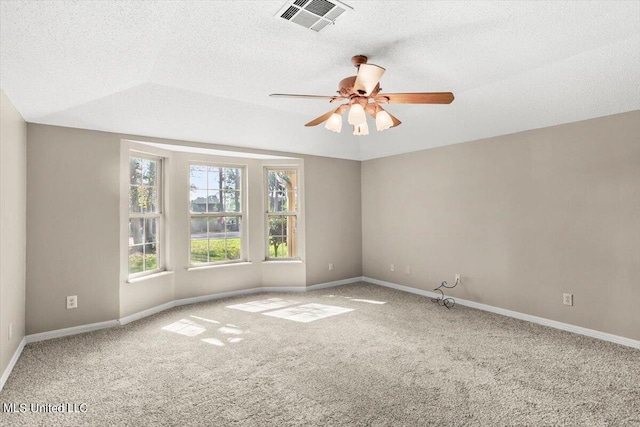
{"left": 351, "top": 299, "right": 386, "bottom": 304}
{"left": 201, "top": 338, "right": 225, "bottom": 346}
{"left": 325, "top": 295, "right": 387, "bottom": 305}
{"left": 162, "top": 319, "right": 206, "bottom": 337}
{"left": 226, "top": 298, "right": 300, "bottom": 313}
{"left": 218, "top": 326, "right": 243, "bottom": 335}
{"left": 263, "top": 303, "right": 354, "bottom": 323}
{"left": 190, "top": 315, "right": 221, "bottom": 324}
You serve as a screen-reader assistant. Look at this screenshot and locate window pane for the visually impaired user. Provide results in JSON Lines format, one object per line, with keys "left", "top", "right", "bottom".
{"left": 147, "top": 188, "right": 158, "bottom": 213}
{"left": 208, "top": 167, "right": 222, "bottom": 191}
{"left": 145, "top": 218, "right": 157, "bottom": 243}
{"left": 129, "top": 186, "right": 142, "bottom": 213}
{"left": 208, "top": 237, "right": 226, "bottom": 262}
{"left": 190, "top": 217, "right": 207, "bottom": 239}
{"left": 190, "top": 217, "right": 208, "bottom": 264}
{"left": 208, "top": 190, "right": 223, "bottom": 213}
{"left": 223, "top": 191, "right": 241, "bottom": 213}
{"left": 287, "top": 189, "right": 298, "bottom": 212}
{"left": 268, "top": 215, "right": 297, "bottom": 258}
{"left": 226, "top": 237, "right": 241, "bottom": 260}
{"left": 209, "top": 217, "right": 223, "bottom": 234}
{"left": 190, "top": 165, "right": 207, "bottom": 190}
{"left": 225, "top": 217, "right": 241, "bottom": 260}
{"left": 268, "top": 215, "right": 286, "bottom": 258}
{"left": 130, "top": 158, "right": 142, "bottom": 185}
{"left": 129, "top": 245, "right": 144, "bottom": 274}
{"left": 142, "top": 159, "right": 157, "bottom": 186}
{"left": 129, "top": 218, "right": 144, "bottom": 245}
{"left": 190, "top": 190, "right": 207, "bottom": 213}
{"left": 223, "top": 168, "right": 242, "bottom": 190}
{"left": 190, "top": 239, "right": 209, "bottom": 264}
{"left": 286, "top": 215, "right": 298, "bottom": 258}
{"left": 144, "top": 243, "right": 157, "bottom": 271}
{"left": 268, "top": 169, "right": 297, "bottom": 213}
{"left": 225, "top": 216, "right": 240, "bottom": 234}
{"left": 130, "top": 186, "right": 157, "bottom": 213}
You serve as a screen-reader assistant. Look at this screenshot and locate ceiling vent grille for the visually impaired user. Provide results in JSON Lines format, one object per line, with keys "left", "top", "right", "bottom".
{"left": 276, "top": 0, "right": 352, "bottom": 32}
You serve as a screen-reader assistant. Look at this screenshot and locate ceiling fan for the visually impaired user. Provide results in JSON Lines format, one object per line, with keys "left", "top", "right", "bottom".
{"left": 270, "top": 55, "right": 454, "bottom": 136}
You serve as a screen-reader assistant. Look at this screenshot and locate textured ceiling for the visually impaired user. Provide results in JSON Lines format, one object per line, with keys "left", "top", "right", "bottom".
{"left": 1, "top": 1, "right": 639, "bottom": 160}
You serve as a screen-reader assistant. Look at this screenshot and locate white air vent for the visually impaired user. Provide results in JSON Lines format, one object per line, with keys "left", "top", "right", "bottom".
{"left": 276, "top": 0, "right": 352, "bottom": 32}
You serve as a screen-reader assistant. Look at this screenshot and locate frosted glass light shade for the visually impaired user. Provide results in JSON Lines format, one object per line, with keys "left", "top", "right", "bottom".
{"left": 375, "top": 110, "right": 393, "bottom": 131}
{"left": 347, "top": 103, "right": 366, "bottom": 125}
{"left": 325, "top": 113, "right": 342, "bottom": 133}
{"left": 353, "top": 122, "right": 369, "bottom": 136}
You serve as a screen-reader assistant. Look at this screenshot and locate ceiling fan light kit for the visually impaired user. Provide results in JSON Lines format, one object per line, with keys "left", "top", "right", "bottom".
{"left": 353, "top": 122, "right": 369, "bottom": 136}
{"left": 325, "top": 113, "right": 343, "bottom": 133}
{"left": 375, "top": 110, "right": 394, "bottom": 131}
{"left": 347, "top": 102, "right": 366, "bottom": 125}
{"left": 270, "top": 55, "right": 454, "bottom": 136}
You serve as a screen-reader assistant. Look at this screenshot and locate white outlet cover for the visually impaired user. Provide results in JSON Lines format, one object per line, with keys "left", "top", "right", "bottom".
{"left": 67, "top": 295, "right": 78, "bottom": 309}
{"left": 563, "top": 293, "right": 573, "bottom": 306}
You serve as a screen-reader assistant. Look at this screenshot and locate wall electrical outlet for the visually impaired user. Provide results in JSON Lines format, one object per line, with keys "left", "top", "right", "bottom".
{"left": 328, "top": 263, "right": 334, "bottom": 271}
{"left": 455, "top": 274, "right": 461, "bottom": 283}
{"left": 406, "top": 266, "right": 411, "bottom": 275}
{"left": 8, "top": 321, "right": 13, "bottom": 340}
{"left": 563, "top": 293, "right": 573, "bottom": 306}
{"left": 67, "top": 295, "right": 78, "bottom": 310}
{"left": 390, "top": 264, "right": 395, "bottom": 272}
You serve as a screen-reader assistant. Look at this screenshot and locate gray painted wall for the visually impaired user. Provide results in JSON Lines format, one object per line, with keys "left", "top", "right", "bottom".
{"left": 362, "top": 111, "right": 640, "bottom": 340}
{"left": 26, "top": 126, "right": 121, "bottom": 334}
{"left": 1, "top": 91, "right": 27, "bottom": 375}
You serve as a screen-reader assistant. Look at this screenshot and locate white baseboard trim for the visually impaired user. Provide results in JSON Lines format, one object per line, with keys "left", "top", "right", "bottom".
{"left": 25, "top": 320, "right": 120, "bottom": 344}
{"left": 363, "top": 276, "right": 640, "bottom": 350}
{"left": 174, "top": 287, "right": 264, "bottom": 307}
{"left": 119, "top": 301, "right": 176, "bottom": 326}
{"left": 364, "top": 277, "right": 442, "bottom": 300}
{"left": 0, "top": 337, "right": 26, "bottom": 392}
{"left": 262, "top": 286, "right": 307, "bottom": 293}
{"left": 307, "top": 276, "right": 365, "bottom": 290}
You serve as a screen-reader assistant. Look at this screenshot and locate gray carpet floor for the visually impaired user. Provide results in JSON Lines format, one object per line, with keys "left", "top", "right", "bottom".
{"left": 1, "top": 282, "right": 639, "bottom": 426}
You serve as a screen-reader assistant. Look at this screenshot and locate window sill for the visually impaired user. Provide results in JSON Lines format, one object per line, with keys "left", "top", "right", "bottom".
{"left": 126, "top": 270, "right": 174, "bottom": 284}
{"left": 262, "top": 259, "right": 303, "bottom": 264}
{"left": 186, "top": 261, "right": 252, "bottom": 272}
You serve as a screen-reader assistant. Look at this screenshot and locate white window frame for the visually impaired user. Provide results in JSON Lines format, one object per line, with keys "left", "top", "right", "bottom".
{"left": 128, "top": 154, "right": 164, "bottom": 279}
{"left": 265, "top": 166, "right": 300, "bottom": 260}
{"left": 188, "top": 162, "right": 247, "bottom": 266}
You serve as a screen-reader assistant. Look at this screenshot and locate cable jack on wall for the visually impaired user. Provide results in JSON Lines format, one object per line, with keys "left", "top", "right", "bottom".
{"left": 431, "top": 277, "right": 460, "bottom": 309}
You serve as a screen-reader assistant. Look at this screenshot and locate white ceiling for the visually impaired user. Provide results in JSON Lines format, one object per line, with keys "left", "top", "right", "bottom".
{"left": 1, "top": 1, "right": 639, "bottom": 160}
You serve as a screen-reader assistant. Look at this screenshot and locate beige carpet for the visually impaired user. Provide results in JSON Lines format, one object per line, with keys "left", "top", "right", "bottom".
{"left": 1, "top": 282, "right": 639, "bottom": 426}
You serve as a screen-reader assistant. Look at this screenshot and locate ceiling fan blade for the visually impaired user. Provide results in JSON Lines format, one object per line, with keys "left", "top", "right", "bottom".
{"left": 353, "top": 63, "right": 386, "bottom": 96}
{"left": 270, "top": 93, "right": 345, "bottom": 102}
{"left": 305, "top": 108, "right": 340, "bottom": 127}
{"left": 374, "top": 92, "right": 454, "bottom": 104}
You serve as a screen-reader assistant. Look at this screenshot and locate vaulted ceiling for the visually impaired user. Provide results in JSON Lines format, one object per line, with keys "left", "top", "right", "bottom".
{"left": 1, "top": 1, "right": 639, "bottom": 160}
